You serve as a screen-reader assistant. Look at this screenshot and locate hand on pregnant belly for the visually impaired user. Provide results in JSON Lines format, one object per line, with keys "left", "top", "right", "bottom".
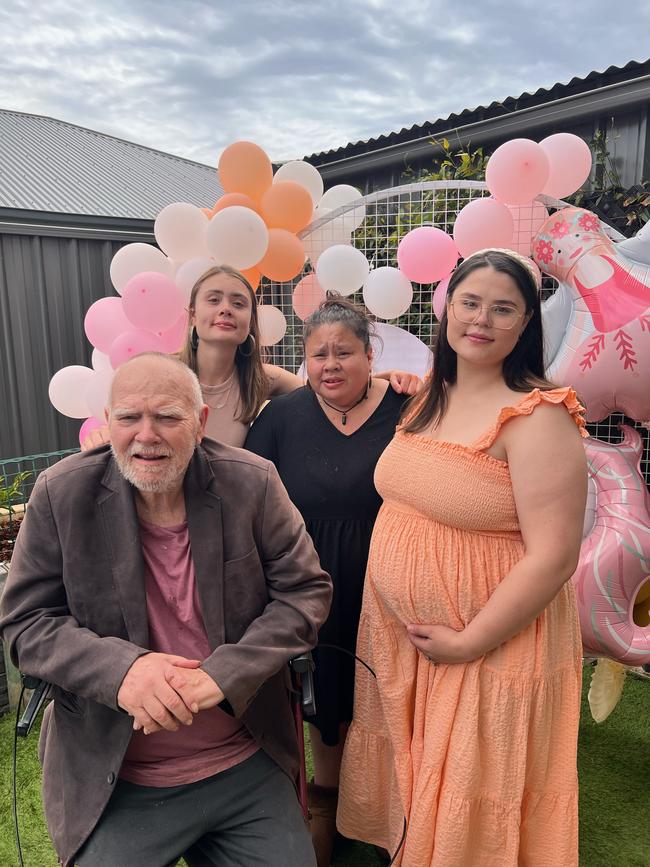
{"left": 406, "top": 622, "right": 477, "bottom": 664}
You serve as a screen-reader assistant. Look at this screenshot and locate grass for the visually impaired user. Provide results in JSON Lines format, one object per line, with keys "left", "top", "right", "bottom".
{"left": 1, "top": 666, "right": 648, "bottom": 867}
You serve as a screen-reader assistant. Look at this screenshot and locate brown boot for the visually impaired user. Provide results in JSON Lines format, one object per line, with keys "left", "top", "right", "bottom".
{"left": 307, "top": 780, "right": 339, "bottom": 867}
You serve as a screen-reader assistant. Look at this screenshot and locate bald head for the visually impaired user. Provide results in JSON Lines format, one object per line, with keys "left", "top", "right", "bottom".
{"left": 108, "top": 353, "right": 203, "bottom": 418}
{"left": 107, "top": 353, "right": 208, "bottom": 494}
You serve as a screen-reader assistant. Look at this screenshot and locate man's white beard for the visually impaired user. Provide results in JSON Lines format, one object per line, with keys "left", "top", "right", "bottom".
{"left": 111, "top": 442, "right": 196, "bottom": 493}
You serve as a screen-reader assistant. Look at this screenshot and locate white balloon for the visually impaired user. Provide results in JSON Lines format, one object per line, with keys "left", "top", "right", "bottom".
{"left": 317, "top": 185, "right": 366, "bottom": 230}
{"left": 363, "top": 267, "right": 413, "bottom": 320}
{"left": 302, "top": 209, "right": 351, "bottom": 264}
{"left": 84, "top": 368, "right": 115, "bottom": 421}
{"left": 371, "top": 323, "right": 432, "bottom": 380}
{"left": 315, "top": 245, "right": 370, "bottom": 296}
{"left": 110, "top": 243, "right": 174, "bottom": 294}
{"left": 154, "top": 202, "right": 210, "bottom": 261}
{"left": 258, "top": 305, "right": 287, "bottom": 346}
{"left": 205, "top": 206, "right": 269, "bottom": 270}
{"left": 274, "top": 161, "right": 324, "bottom": 205}
{"left": 48, "top": 366, "right": 94, "bottom": 419}
{"left": 175, "top": 257, "right": 217, "bottom": 303}
{"left": 91, "top": 349, "right": 113, "bottom": 372}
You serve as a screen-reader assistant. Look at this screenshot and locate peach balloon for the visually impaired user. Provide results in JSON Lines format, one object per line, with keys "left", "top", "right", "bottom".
{"left": 257, "top": 229, "right": 305, "bottom": 282}
{"left": 293, "top": 273, "right": 326, "bottom": 320}
{"left": 260, "top": 181, "right": 313, "bottom": 233}
{"left": 240, "top": 266, "right": 261, "bottom": 292}
{"left": 212, "top": 192, "right": 261, "bottom": 215}
{"left": 218, "top": 141, "right": 273, "bottom": 201}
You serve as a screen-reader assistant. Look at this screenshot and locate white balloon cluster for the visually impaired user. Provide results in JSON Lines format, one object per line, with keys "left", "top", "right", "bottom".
{"left": 311, "top": 244, "right": 414, "bottom": 323}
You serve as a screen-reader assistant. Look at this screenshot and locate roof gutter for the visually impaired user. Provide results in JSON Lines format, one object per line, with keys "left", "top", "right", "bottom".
{"left": 312, "top": 73, "right": 650, "bottom": 181}
{"left": 0, "top": 209, "right": 155, "bottom": 241}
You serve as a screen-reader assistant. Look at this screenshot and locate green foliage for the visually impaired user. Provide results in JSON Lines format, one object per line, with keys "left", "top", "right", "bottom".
{"left": 570, "top": 129, "right": 650, "bottom": 236}
{"left": 407, "top": 136, "right": 489, "bottom": 183}
{"left": 0, "top": 472, "right": 31, "bottom": 514}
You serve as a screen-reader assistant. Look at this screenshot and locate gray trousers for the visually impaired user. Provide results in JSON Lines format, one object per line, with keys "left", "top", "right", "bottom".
{"left": 76, "top": 749, "right": 316, "bottom": 867}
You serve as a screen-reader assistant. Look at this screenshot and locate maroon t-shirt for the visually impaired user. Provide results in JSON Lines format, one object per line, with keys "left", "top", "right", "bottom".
{"left": 119, "top": 520, "right": 258, "bottom": 787}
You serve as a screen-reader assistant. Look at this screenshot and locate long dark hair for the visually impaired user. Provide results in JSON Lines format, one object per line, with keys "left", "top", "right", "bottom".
{"left": 180, "top": 265, "right": 269, "bottom": 425}
{"left": 404, "top": 250, "right": 553, "bottom": 434}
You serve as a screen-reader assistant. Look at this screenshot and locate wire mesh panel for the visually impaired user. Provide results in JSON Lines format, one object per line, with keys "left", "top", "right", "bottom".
{"left": 257, "top": 180, "right": 649, "bottom": 487}
{"left": 0, "top": 449, "right": 77, "bottom": 527}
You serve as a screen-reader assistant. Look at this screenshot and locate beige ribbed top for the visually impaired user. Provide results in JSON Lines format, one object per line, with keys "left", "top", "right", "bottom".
{"left": 200, "top": 374, "right": 249, "bottom": 448}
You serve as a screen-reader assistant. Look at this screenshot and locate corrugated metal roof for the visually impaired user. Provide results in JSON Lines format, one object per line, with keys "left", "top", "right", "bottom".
{"left": 0, "top": 110, "right": 223, "bottom": 219}
{"left": 305, "top": 58, "right": 650, "bottom": 164}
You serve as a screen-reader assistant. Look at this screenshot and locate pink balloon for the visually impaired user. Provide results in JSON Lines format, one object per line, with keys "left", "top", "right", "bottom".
{"left": 84, "top": 297, "right": 132, "bottom": 353}
{"left": 432, "top": 277, "right": 450, "bottom": 320}
{"left": 397, "top": 227, "right": 458, "bottom": 284}
{"left": 486, "top": 139, "right": 550, "bottom": 205}
{"left": 157, "top": 311, "right": 189, "bottom": 354}
{"left": 78, "top": 417, "right": 104, "bottom": 446}
{"left": 540, "top": 133, "right": 593, "bottom": 199}
{"left": 293, "top": 273, "right": 326, "bottom": 321}
{"left": 452, "top": 198, "right": 514, "bottom": 257}
{"left": 109, "top": 330, "right": 166, "bottom": 368}
{"left": 506, "top": 201, "right": 549, "bottom": 255}
{"left": 122, "top": 272, "right": 185, "bottom": 333}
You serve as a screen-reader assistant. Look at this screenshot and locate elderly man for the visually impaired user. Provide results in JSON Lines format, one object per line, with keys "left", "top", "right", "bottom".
{"left": 1, "top": 352, "right": 332, "bottom": 867}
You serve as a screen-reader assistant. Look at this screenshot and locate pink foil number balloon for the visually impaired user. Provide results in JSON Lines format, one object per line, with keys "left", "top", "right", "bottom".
{"left": 574, "top": 427, "right": 650, "bottom": 664}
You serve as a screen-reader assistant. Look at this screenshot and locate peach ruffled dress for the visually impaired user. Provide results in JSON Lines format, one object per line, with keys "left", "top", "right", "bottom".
{"left": 337, "top": 388, "right": 588, "bottom": 867}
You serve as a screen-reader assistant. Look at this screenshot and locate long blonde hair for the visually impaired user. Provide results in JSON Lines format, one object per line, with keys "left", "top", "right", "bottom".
{"left": 180, "top": 265, "right": 269, "bottom": 425}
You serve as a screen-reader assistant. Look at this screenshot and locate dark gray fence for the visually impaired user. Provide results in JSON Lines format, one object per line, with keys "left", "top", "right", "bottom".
{"left": 0, "top": 221, "right": 153, "bottom": 460}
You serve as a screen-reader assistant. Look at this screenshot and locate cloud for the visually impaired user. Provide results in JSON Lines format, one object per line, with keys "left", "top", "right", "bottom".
{"left": 0, "top": 0, "right": 648, "bottom": 165}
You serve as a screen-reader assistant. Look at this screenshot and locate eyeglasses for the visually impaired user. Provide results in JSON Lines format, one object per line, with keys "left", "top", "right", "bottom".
{"left": 449, "top": 299, "right": 525, "bottom": 331}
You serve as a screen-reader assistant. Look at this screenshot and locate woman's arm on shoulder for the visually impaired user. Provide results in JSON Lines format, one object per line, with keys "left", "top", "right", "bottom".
{"left": 263, "top": 364, "right": 304, "bottom": 397}
{"left": 375, "top": 370, "right": 423, "bottom": 396}
{"left": 81, "top": 425, "right": 111, "bottom": 451}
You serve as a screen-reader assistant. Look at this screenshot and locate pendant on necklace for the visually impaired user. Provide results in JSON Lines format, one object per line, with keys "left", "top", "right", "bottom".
{"left": 341, "top": 412, "right": 347, "bottom": 425}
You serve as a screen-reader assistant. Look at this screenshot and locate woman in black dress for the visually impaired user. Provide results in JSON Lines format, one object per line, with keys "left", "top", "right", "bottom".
{"left": 245, "top": 296, "right": 412, "bottom": 867}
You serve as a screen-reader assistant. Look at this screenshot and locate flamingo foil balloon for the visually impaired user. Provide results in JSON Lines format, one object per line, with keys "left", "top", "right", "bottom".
{"left": 534, "top": 207, "right": 650, "bottom": 422}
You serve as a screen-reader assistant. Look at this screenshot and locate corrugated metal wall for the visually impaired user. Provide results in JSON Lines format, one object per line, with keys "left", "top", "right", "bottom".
{"left": 0, "top": 230, "right": 127, "bottom": 459}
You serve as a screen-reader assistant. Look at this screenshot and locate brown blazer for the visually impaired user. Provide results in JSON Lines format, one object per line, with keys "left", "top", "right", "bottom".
{"left": 0, "top": 440, "right": 332, "bottom": 866}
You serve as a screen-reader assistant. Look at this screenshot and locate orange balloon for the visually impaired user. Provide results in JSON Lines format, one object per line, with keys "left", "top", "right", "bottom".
{"left": 212, "top": 192, "right": 261, "bottom": 216}
{"left": 240, "top": 266, "right": 261, "bottom": 292}
{"left": 260, "top": 181, "right": 313, "bottom": 233}
{"left": 257, "top": 229, "right": 305, "bottom": 283}
{"left": 218, "top": 141, "right": 273, "bottom": 201}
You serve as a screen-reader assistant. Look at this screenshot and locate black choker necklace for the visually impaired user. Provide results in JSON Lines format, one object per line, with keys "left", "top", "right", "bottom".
{"left": 318, "top": 384, "right": 369, "bottom": 425}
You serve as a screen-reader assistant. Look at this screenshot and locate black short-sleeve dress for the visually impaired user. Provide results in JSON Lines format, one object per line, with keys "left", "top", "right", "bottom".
{"left": 245, "top": 385, "right": 408, "bottom": 746}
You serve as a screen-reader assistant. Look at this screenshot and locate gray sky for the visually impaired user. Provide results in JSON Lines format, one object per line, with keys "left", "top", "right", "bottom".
{"left": 2, "top": 0, "right": 649, "bottom": 166}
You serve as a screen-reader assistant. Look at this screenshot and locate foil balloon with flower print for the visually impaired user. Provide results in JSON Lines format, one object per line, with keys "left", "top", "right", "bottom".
{"left": 533, "top": 206, "right": 650, "bottom": 422}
